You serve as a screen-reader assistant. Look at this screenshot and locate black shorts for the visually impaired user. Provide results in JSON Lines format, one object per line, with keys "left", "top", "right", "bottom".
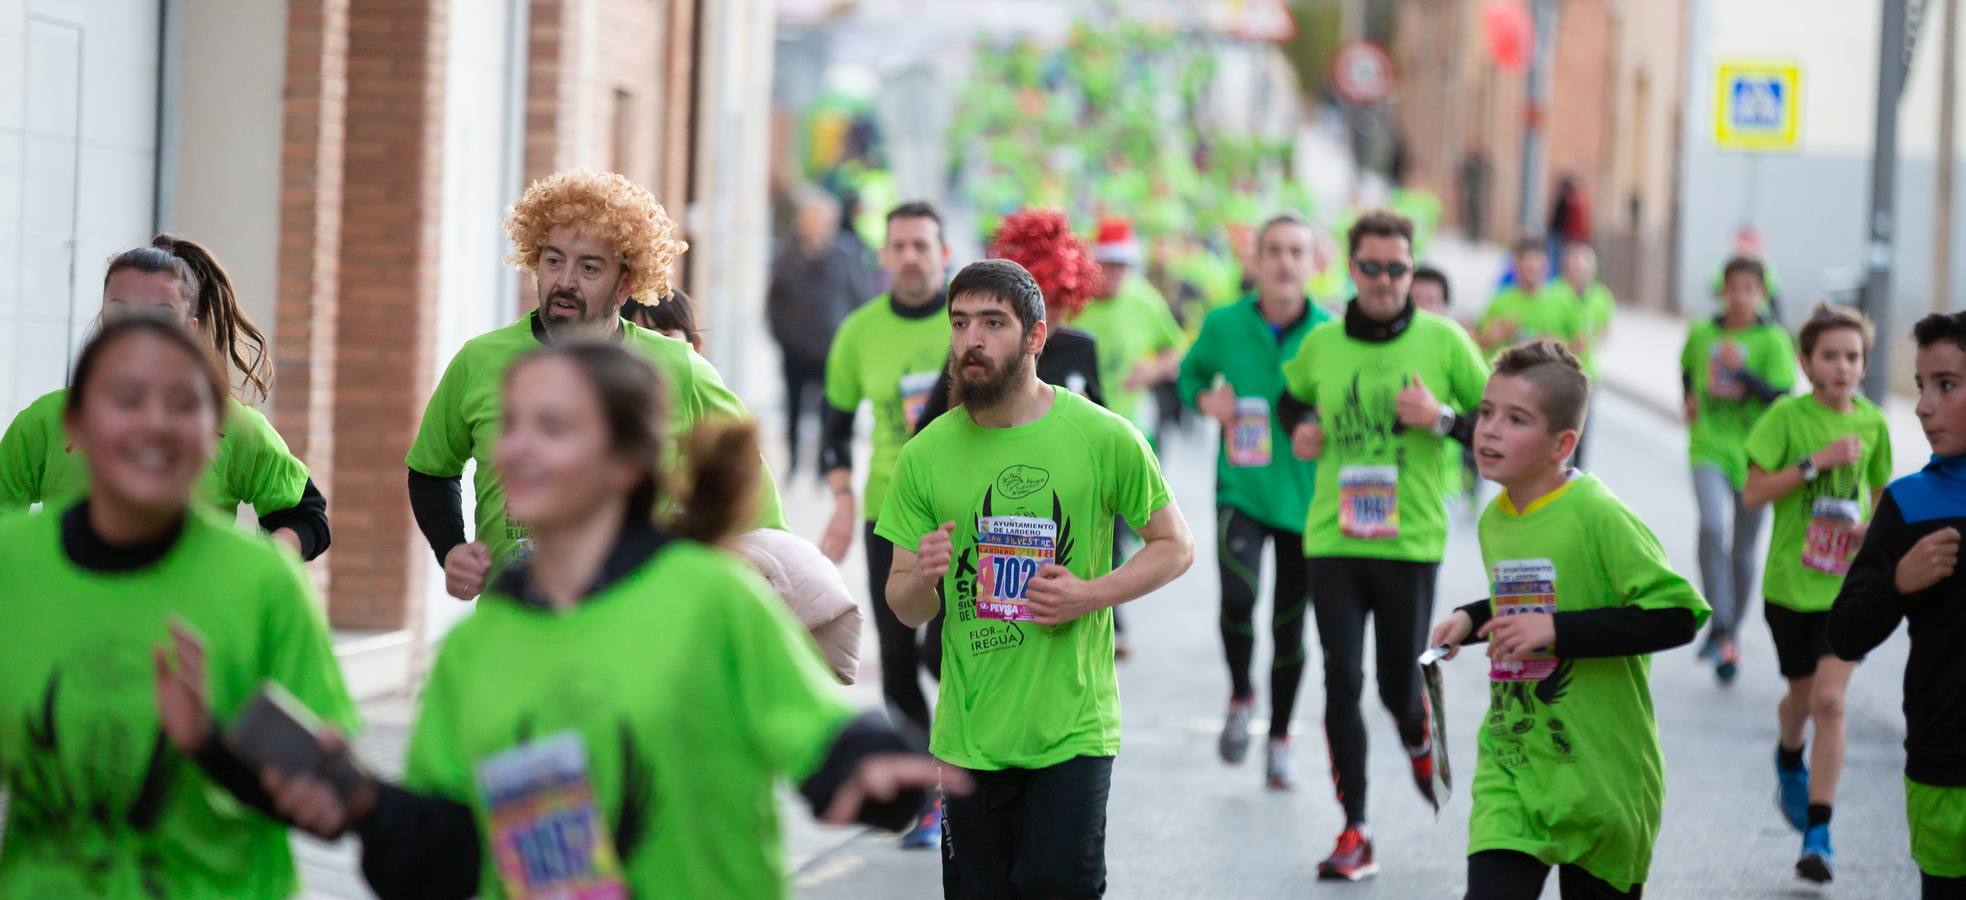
{"left": 942, "top": 755, "right": 1113, "bottom": 899}
{"left": 1764, "top": 602, "right": 1837, "bottom": 679}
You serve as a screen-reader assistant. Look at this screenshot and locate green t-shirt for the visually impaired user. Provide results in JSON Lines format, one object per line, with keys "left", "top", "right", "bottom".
{"left": 406, "top": 313, "right": 787, "bottom": 566}
{"left": 0, "top": 389, "right": 309, "bottom": 518}
{"left": 1072, "top": 275, "right": 1185, "bottom": 429}
{"left": 874, "top": 389, "right": 1172, "bottom": 770}
{"left": 1679, "top": 319, "right": 1798, "bottom": 489}
{"left": 1469, "top": 474, "right": 1710, "bottom": 892}
{"left": 405, "top": 540, "right": 851, "bottom": 899}
{"left": 823, "top": 294, "right": 952, "bottom": 519}
{"left": 1280, "top": 309, "right": 1490, "bottom": 561}
{"left": 1744, "top": 394, "right": 1894, "bottom": 612}
{"left": 0, "top": 505, "right": 357, "bottom": 898}
{"left": 1175, "top": 296, "right": 1331, "bottom": 533}
{"left": 1478, "top": 282, "right": 1584, "bottom": 359}
{"left": 1547, "top": 281, "right": 1616, "bottom": 375}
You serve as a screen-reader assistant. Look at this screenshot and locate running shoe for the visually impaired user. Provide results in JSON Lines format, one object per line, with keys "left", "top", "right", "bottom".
{"left": 1316, "top": 827, "right": 1379, "bottom": 881}
{"left": 899, "top": 797, "right": 941, "bottom": 850}
{"left": 1715, "top": 640, "right": 1740, "bottom": 685}
{"left": 1408, "top": 739, "right": 1440, "bottom": 812}
{"left": 1218, "top": 698, "right": 1254, "bottom": 764}
{"left": 1775, "top": 749, "right": 1810, "bottom": 832}
{"left": 1796, "top": 824, "right": 1834, "bottom": 883}
{"left": 1264, "top": 737, "right": 1296, "bottom": 790}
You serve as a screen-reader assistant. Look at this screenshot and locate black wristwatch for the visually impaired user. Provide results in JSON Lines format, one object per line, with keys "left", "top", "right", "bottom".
{"left": 1797, "top": 457, "right": 1820, "bottom": 482}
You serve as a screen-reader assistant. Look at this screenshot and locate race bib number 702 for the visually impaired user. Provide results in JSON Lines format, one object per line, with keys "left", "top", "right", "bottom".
{"left": 974, "top": 515, "right": 1057, "bottom": 622}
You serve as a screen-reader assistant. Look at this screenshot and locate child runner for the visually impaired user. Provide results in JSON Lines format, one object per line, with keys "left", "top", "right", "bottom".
{"left": 1680, "top": 256, "right": 1798, "bottom": 683}
{"left": 1430, "top": 340, "right": 1708, "bottom": 899}
{"left": 171, "top": 341, "right": 950, "bottom": 898}
{"left": 1740, "top": 303, "right": 1891, "bottom": 883}
{"left": 623, "top": 286, "right": 704, "bottom": 352}
{"left": 0, "top": 317, "right": 356, "bottom": 896}
{"left": 1830, "top": 311, "right": 1966, "bottom": 899}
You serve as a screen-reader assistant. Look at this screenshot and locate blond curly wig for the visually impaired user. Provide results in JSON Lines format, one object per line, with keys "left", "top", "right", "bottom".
{"left": 504, "top": 169, "right": 688, "bottom": 302}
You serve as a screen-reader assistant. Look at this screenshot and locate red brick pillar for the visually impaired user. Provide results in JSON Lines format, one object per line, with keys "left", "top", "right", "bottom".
{"left": 328, "top": 0, "right": 447, "bottom": 630}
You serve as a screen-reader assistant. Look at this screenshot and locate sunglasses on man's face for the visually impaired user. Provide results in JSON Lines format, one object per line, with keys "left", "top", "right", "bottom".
{"left": 1354, "top": 260, "right": 1412, "bottom": 280}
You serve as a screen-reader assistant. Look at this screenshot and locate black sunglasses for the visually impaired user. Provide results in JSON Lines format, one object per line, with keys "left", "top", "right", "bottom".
{"left": 1354, "top": 260, "right": 1412, "bottom": 280}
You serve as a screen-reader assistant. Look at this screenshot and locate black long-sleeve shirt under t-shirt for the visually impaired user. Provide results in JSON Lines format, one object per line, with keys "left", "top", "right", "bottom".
{"left": 1830, "top": 460, "right": 1966, "bottom": 787}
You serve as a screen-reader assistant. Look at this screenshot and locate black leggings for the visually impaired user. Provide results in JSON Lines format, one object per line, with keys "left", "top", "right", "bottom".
{"left": 942, "top": 756, "right": 1113, "bottom": 899}
{"left": 1308, "top": 555, "right": 1438, "bottom": 824}
{"left": 1927, "top": 872, "right": 1966, "bottom": 899}
{"left": 781, "top": 352, "right": 825, "bottom": 476}
{"left": 1465, "top": 850, "right": 1641, "bottom": 899}
{"left": 864, "top": 522, "right": 941, "bottom": 739}
{"left": 1216, "top": 506, "right": 1309, "bottom": 738}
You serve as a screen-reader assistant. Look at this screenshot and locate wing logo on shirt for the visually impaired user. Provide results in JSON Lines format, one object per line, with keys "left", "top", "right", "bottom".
{"left": 1329, "top": 372, "right": 1400, "bottom": 460}
{"left": 951, "top": 485, "right": 1076, "bottom": 654}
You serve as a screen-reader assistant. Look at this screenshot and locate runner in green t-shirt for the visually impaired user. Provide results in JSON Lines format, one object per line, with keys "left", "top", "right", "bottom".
{"left": 1074, "top": 217, "right": 1185, "bottom": 439}
{"left": 1476, "top": 238, "right": 1584, "bottom": 362}
{"left": 406, "top": 169, "right": 785, "bottom": 599}
{"left": 1279, "top": 210, "right": 1491, "bottom": 881}
{"left": 877, "top": 259, "right": 1193, "bottom": 896}
{"left": 1, "top": 317, "right": 357, "bottom": 898}
{"left": 1431, "top": 340, "right": 1707, "bottom": 898}
{"left": 1551, "top": 245, "right": 1617, "bottom": 469}
{"left": 0, "top": 236, "right": 330, "bottom": 558}
{"left": 1680, "top": 256, "right": 1799, "bottom": 683}
{"left": 184, "top": 341, "right": 950, "bottom": 899}
{"left": 1176, "top": 213, "right": 1331, "bottom": 790}
{"left": 1740, "top": 304, "right": 1893, "bottom": 883}
{"left": 816, "top": 201, "right": 953, "bottom": 849}
{"left": 1412, "top": 265, "right": 1484, "bottom": 511}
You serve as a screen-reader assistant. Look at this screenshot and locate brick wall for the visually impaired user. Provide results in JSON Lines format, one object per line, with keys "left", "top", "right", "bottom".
{"left": 327, "top": 0, "right": 448, "bottom": 630}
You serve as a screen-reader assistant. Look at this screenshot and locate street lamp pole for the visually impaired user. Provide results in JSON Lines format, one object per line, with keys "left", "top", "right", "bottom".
{"left": 1518, "top": 0, "right": 1559, "bottom": 235}
{"left": 1861, "top": 0, "right": 1919, "bottom": 400}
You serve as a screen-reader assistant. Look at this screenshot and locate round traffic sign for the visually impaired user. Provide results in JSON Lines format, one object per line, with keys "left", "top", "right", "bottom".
{"left": 1332, "top": 39, "right": 1395, "bottom": 106}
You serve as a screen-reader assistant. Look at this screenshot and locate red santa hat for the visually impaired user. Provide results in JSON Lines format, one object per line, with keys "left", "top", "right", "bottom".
{"left": 1092, "top": 216, "right": 1142, "bottom": 266}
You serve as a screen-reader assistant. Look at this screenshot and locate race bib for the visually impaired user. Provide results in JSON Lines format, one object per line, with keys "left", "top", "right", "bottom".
{"left": 1803, "top": 497, "right": 1862, "bottom": 575}
{"left": 1708, "top": 343, "right": 1746, "bottom": 401}
{"left": 974, "top": 515, "right": 1056, "bottom": 622}
{"left": 1339, "top": 465, "right": 1399, "bottom": 540}
{"left": 476, "top": 732, "right": 628, "bottom": 900}
{"left": 1489, "top": 558, "right": 1559, "bottom": 682}
{"left": 506, "top": 517, "right": 536, "bottom": 557}
{"left": 899, "top": 371, "right": 942, "bottom": 432}
{"left": 1228, "top": 397, "right": 1272, "bottom": 468}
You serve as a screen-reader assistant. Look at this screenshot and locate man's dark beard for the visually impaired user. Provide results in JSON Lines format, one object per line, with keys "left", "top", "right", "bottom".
{"left": 950, "top": 349, "right": 1025, "bottom": 409}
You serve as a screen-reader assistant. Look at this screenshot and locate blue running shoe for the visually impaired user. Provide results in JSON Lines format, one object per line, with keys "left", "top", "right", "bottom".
{"left": 900, "top": 797, "right": 941, "bottom": 850}
{"left": 1775, "top": 750, "right": 1810, "bottom": 832}
{"left": 1796, "top": 824, "right": 1834, "bottom": 883}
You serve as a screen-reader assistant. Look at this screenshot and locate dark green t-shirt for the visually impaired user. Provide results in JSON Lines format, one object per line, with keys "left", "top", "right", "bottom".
{"left": 406, "top": 313, "right": 788, "bottom": 566}
{"left": 0, "top": 389, "right": 309, "bottom": 518}
{"left": 1280, "top": 310, "right": 1490, "bottom": 561}
{"left": 1744, "top": 394, "right": 1894, "bottom": 611}
{"left": 1175, "top": 296, "right": 1330, "bottom": 532}
{"left": 0, "top": 506, "right": 357, "bottom": 897}
{"left": 403, "top": 541, "right": 851, "bottom": 899}
{"left": 823, "top": 294, "right": 953, "bottom": 519}
{"left": 1680, "top": 318, "right": 1798, "bottom": 489}
{"left": 875, "top": 389, "right": 1171, "bottom": 770}
{"left": 1469, "top": 474, "right": 1710, "bottom": 892}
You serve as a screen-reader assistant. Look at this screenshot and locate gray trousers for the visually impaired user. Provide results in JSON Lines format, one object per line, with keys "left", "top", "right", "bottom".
{"left": 1692, "top": 464, "right": 1766, "bottom": 639}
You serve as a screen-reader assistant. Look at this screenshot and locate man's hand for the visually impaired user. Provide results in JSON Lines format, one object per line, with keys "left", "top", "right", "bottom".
{"left": 1895, "top": 527, "right": 1960, "bottom": 594}
{"left": 1426, "top": 610, "right": 1475, "bottom": 661}
{"left": 916, "top": 523, "right": 955, "bottom": 584}
{"left": 1812, "top": 436, "right": 1863, "bottom": 471}
{"left": 820, "top": 494, "right": 857, "bottom": 562}
{"left": 1026, "top": 564, "right": 1102, "bottom": 625}
{"left": 1290, "top": 421, "right": 1324, "bottom": 460}
{"left": 443, "top": 542, "right": 492, "bottom": 601}
{"left": 1123, "top": 359, "right": 1171, "bottom": 393}
{"left": 1196, "top": 381, "right": 1238, "bottom": 429}
{"left": 1479, "top": 612, "right": 1556, "bottom": 662}
{"left": 1396, "top": 373, "right": 1443, "bottom": 430}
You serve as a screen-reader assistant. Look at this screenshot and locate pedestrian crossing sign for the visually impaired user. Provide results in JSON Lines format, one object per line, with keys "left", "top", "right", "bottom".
{"left": 1714, "top": 61, "right": 1800, "bottom": 151}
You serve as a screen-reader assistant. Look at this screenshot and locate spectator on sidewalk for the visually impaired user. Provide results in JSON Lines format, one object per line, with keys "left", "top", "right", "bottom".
{"left": 767, "top": 187, "right": 874, "bottom": 479}
{"left": 1547, "top": 175, "right": 1592, "bottom": 265}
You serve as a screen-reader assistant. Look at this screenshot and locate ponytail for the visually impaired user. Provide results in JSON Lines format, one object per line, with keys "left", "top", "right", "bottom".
{"left": 152, "top": 234, "right": 273, "bottom": 403}
{"left": 672, "top": 420, "right": 761, "bottom": 544}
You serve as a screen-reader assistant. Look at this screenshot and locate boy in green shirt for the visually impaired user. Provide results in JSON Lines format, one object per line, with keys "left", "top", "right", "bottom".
{"left": 1741, "top": 303, "right": 1892, "bottom": 883}
{"left": 1281, "top": 210, "right": 1491, "bottom": 880}
{"left": 1551, "top": 245, "right": 1616, "bottom": 468}
{"left": 1177, "top": 213, "right": 1331, "bottom": 789}
{"left": 878, "top": 259, "right": 1194, "bottom": 897}
{"left": 1476, "top": 238, "right": 1583, "bottom": 360}
{"left": 1680, "top": 256, "right": 1799, "bottom": 682}
{"left": 1430, "top": 340, "right": 1708, "bottom": 899}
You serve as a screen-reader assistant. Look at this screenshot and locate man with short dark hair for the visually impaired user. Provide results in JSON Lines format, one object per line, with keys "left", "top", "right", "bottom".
{"left": 878, "top": 259, "right": 1194, "bottom": 897}
{"left": 1280, "top": 209, "right": 1491, "bottom": 880}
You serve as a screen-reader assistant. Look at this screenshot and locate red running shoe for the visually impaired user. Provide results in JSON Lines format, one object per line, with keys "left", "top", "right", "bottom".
{"left": 1409, "top": 741, "right": 1440, "bottom": 812}
{"left": 1316, "top": 826, "right": 1379, "bottom": 881}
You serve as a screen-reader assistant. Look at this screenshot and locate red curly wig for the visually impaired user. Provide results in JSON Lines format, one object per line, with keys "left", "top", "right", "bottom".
{"left": 990, "top": 208, "right": 1104, "bottom": 322}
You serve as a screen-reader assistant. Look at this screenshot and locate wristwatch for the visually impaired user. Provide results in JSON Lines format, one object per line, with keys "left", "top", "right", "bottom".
{"left": 1798, "top": 457, "right": 1820, "bottom": 482}
{"left": 1432, "top": 407, "right": 1457, "bottom": 437}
